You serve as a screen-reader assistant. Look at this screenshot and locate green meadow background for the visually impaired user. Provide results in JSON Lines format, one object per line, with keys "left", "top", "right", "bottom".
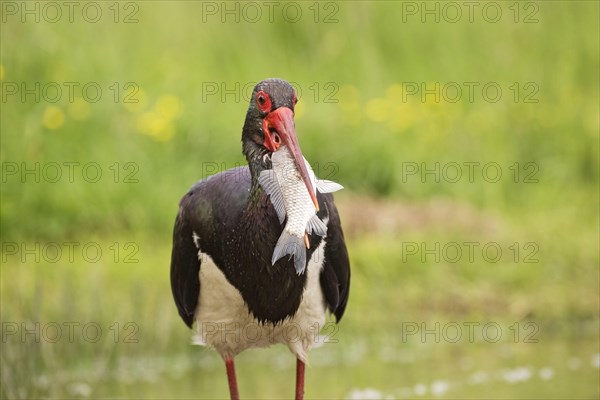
{"left": 1, "top": 1, "right": 598, "bottom": 399}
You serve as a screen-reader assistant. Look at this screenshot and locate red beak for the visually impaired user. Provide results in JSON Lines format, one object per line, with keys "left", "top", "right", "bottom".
{"left": 264, "top": 107, "right": 319, "bottom": 211}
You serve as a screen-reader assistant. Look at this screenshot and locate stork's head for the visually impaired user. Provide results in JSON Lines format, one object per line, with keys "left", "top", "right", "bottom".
{"left": 242, "top": 78, "right": 318, "bottom": 209}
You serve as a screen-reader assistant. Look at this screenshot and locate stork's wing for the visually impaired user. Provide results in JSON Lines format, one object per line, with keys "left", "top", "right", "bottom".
{"left": 170, "top": 200, "right": 201, "bottom": 328}
{"left": 170, "top": 167, "right": 251, "bottom": 328}
{"left": 317, "top": 193, "right": 351, "bottom": 322}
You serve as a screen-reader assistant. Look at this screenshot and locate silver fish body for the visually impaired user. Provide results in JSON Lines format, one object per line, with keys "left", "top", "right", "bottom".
{"left": 259, "top": 145, "right": 343, "bottom": 274}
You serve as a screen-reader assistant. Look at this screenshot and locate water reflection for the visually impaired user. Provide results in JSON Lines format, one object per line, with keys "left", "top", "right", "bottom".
{"left": 25, "top": 337, "right": 599, "bottom": 399}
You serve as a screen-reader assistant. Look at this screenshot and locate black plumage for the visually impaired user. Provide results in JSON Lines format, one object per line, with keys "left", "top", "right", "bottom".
{"left": 170, "top": 166, "right": 350, "bottom": 325}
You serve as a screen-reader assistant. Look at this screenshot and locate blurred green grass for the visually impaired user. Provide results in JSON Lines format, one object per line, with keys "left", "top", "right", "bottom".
{"left": 1, "top": 1, "right": 599, "bottom": 398}
{"left": 2, "top": 1, "right": 598, "bottom": 240}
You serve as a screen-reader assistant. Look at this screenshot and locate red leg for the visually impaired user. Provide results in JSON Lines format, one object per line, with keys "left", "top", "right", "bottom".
{"left": 295, "top": 358, "right": 305, "bottom": 400}
{"left": 225, "top": 358, "right": 239, "bottom": 400}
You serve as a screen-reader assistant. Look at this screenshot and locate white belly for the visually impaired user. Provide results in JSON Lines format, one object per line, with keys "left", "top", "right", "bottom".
{"left": 192, "top": 240, "right": 327, "bottom": 362}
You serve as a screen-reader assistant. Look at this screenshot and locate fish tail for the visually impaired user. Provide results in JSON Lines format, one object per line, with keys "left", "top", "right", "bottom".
{"left": 272, "top": 231, "right": 307, "bottom": 275}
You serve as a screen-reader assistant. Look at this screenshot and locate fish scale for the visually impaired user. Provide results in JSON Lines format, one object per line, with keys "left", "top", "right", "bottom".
{"left": 259, "top": 145, "right": 344, "bottom": 274}
{"left": 272, "top": 146, "right": 315, "bottom": 236}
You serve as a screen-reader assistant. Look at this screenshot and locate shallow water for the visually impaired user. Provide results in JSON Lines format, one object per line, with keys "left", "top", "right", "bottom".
{"left": 18, "top": 334, "right": 599, "bottom": 399}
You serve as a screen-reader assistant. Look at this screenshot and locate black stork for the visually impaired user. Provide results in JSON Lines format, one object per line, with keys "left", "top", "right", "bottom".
{"left": 170, "top": 78, "right": 350, "bottom": 400}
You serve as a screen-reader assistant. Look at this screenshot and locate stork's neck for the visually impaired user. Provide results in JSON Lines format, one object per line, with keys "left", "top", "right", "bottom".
{"left": 242, "top": 139, "right": 271, "bottom": 211}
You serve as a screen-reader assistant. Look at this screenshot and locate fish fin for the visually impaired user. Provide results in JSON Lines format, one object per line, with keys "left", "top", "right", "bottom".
{"left": 306, "top": 214, "right": 327, "bottom": 237}
{"left": 303, "top": 156, "right": 343, "bottom": 194}
{"left": 304, "top": 157, "right": 320, "bottom": 190}
{"left": 272, "top": 231, "right": 307, "bottom": 275}
{"left": 316, "top": 180, "right": 344, "bottom": 193}
{"left": 258, "top": 169, "right": 286, "bottom": 224}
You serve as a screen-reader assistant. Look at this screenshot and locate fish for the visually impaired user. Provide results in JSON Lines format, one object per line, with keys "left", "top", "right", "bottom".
{"left": 259, "top": 145, "right": 343, "bottom": 274}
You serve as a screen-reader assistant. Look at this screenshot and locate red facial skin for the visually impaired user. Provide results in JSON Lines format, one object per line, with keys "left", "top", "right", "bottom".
{"left": 259, "top": 92, "right": 319, "bottom": 211}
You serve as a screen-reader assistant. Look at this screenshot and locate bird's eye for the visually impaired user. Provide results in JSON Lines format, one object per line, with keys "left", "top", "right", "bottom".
{"left": 256, "top": 91, "right": 271, "bottom": 112}
{"left": 292, "top": 94, "right": 298, "bottom": 105}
